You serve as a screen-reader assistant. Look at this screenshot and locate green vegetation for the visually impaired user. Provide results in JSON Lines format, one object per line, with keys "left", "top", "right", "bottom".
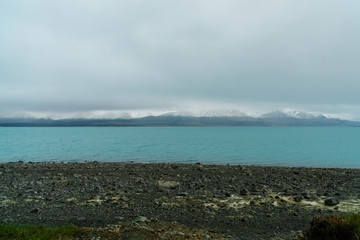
{"left": 0, "top": 224, "right": 81, "bottom": 240}
{"left": 302, "top": 213, "right": 360, "bottom": 240}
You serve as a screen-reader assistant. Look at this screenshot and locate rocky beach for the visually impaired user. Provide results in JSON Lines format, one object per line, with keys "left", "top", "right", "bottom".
{"left": 1, "top": 162, "right": 360, "bottom": 239}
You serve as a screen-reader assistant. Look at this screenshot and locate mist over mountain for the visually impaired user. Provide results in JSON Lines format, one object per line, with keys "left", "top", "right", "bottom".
{"left": 159, "top": 109, "right": 248, "bottom": 118}
{"left": 1, "top": 110, "right": 359, "bottom": 127}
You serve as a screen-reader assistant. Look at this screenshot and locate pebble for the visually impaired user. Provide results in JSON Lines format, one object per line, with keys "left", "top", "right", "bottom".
{"left": 202, "top": 233, "right": 211, "bottom": 239}
{"left": 134, "top": 216, "right": 148, "bottom": 222}
{"left": 1, "top": 162, "right": 359, "bottom": 240}
{"left": 177, "top": 192, "right": 188, "bottom": 196}
{"left": 170, "top": 231, "right": 185, "bottom": 236}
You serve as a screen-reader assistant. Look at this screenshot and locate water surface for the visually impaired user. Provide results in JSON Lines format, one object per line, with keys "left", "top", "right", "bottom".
{"left": 0, "top": 127, "right": 359, "bottom": 168}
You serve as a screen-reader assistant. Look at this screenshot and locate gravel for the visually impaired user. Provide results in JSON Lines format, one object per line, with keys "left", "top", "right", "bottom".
{"left": 1, "top": 161, "right": 360, "bottom": 239}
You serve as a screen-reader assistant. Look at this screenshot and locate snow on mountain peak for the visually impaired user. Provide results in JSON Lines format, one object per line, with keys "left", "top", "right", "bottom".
{"left": 260, "top": 110, "right": 327, "bottom": 119}
{"left": 160, "top": 109, "right": 247, "bottom": 117}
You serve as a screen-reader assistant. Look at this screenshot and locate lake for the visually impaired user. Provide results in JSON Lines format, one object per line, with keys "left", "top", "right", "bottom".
{"left": 0, "top": 127, "right": 359, "bottom": 168}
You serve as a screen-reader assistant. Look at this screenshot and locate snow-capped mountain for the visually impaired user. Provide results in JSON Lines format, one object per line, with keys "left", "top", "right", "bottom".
{"left": 160, "top": 109, "right": 247, "bottom": 118}
{"left": 1, "top": 109, "right": 359, "bottom": 126}
{"left": 284, "top": 110, "right": 327, "bottom": 119}
{"left": 260, "top": 110, "right": 327, "bottom": 119}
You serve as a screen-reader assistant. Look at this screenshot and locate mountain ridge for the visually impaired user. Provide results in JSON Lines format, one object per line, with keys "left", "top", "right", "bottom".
{"left": 0, "top": 111, "right": 359, "bottom": 127}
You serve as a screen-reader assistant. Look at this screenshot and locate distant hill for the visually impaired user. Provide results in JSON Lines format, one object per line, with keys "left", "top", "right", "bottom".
{"left": 1, "top": 113, "right": 359, "bottom": 127}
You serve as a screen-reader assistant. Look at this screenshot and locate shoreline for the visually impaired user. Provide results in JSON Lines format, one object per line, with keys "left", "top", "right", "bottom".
{"left": 1, "top": 162, "right": 360, "bottom": 239}
{"left": 3, "top": 160, "right": 360, "bottom": 170}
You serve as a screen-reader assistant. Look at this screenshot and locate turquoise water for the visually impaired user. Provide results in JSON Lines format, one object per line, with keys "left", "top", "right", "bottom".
{"left": 0, "top": 127, "right": 359, "bottom": 168}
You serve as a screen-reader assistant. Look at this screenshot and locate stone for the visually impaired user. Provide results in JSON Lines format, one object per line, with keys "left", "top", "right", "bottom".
{"left": 30, "top": 208, "right": 40, "bottom": 213}
{"left": 121, "top": 196, "right": 129, "bottom": 202}
{"left": 302, "top": 192, "right": 310, "bottom": 199}
{"left": 202, "top": 234, "right": 211, "bottom": 239}
{"left": 177, "top": 192, "right": 188, "bottom": 196}
{"left": 157, "top": 180, "right": 180, "bottom": 189}
{"left": 170, "top": 231, "right": 185, "bottom": 236}
{"left": 293, "top": 195, "right": 303, "bottom": 202}
{"left": 324, "top": 197, "right": 340, "bottom": 206}
{"left": 134, "top": 216, "right": 148, "bottom": 222}
{"left": 240, "top": 188, "right": 249, "bottom": 196}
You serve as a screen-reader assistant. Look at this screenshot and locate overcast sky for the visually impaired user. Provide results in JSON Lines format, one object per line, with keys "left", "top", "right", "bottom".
{"left": 1, "top": 0, "right": 359, "bottom": 119}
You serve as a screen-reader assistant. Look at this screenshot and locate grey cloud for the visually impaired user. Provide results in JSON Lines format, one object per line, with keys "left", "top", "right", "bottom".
{"left": 0, "top": 0, "right": 359, "bottom": 117}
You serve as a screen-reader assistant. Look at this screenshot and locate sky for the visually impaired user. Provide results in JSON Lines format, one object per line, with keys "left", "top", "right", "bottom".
{"left": 0, "top": 0, "right": 359, "bottom": 119}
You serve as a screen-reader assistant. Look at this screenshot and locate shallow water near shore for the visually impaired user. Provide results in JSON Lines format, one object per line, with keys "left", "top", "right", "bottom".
{"left": 1, "top": 126, "right": 360, "bottom": 168}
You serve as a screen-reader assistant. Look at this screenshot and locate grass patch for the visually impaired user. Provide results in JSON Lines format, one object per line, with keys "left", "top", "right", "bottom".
{"left": 0, "top": 224, "right": 81, "bottom": 240}
{"left": 302, "top": 213, "right": 360, "bottom": 240}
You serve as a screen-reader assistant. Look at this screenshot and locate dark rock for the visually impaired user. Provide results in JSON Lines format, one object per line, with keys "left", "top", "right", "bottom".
{"left": 206, "top": 206, "right": 215, "bottom": 211}
{"left": 30, "top": 208, "right": 40, "bottom": 213}
{"left": 324, "top": 191, "right": 333, "bottom": 196}
{"left": 177, "top": 192, "right": 188, "bottom": 196}
{"left": 240, "top": 188, "right": 249, "bottom": 196}
{"left": 302, "top": 192, "right": 310, "bottom": 199}
{"left": 324, "top": 197, "right": 340, "bottom": 206}
{"left": 293, "top": 195, "right": 303, "bottom": 202}
{"left": 317, "top": 191, "right": 323, "bottom": 197}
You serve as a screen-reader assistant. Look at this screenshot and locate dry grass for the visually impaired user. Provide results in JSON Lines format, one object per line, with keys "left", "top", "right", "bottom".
{"left": 301, "top": 213, "right": 360, "bottom": 240}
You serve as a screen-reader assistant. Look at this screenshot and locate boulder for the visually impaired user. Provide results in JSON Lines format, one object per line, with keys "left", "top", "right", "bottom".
{"left": 157, "top": 180, "right": 180, "bottom": 189}
{"left": 324, "top": 197, "right": 340, "bottom": 206}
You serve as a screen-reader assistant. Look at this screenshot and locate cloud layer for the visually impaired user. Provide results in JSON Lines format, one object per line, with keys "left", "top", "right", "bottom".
{"left": 1, "top": 0, "right": 359, "bottom": 119}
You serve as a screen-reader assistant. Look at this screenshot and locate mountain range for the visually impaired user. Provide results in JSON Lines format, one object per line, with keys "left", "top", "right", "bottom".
{"left": 0, "top": 110, "right": 359, "bottom": 127}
